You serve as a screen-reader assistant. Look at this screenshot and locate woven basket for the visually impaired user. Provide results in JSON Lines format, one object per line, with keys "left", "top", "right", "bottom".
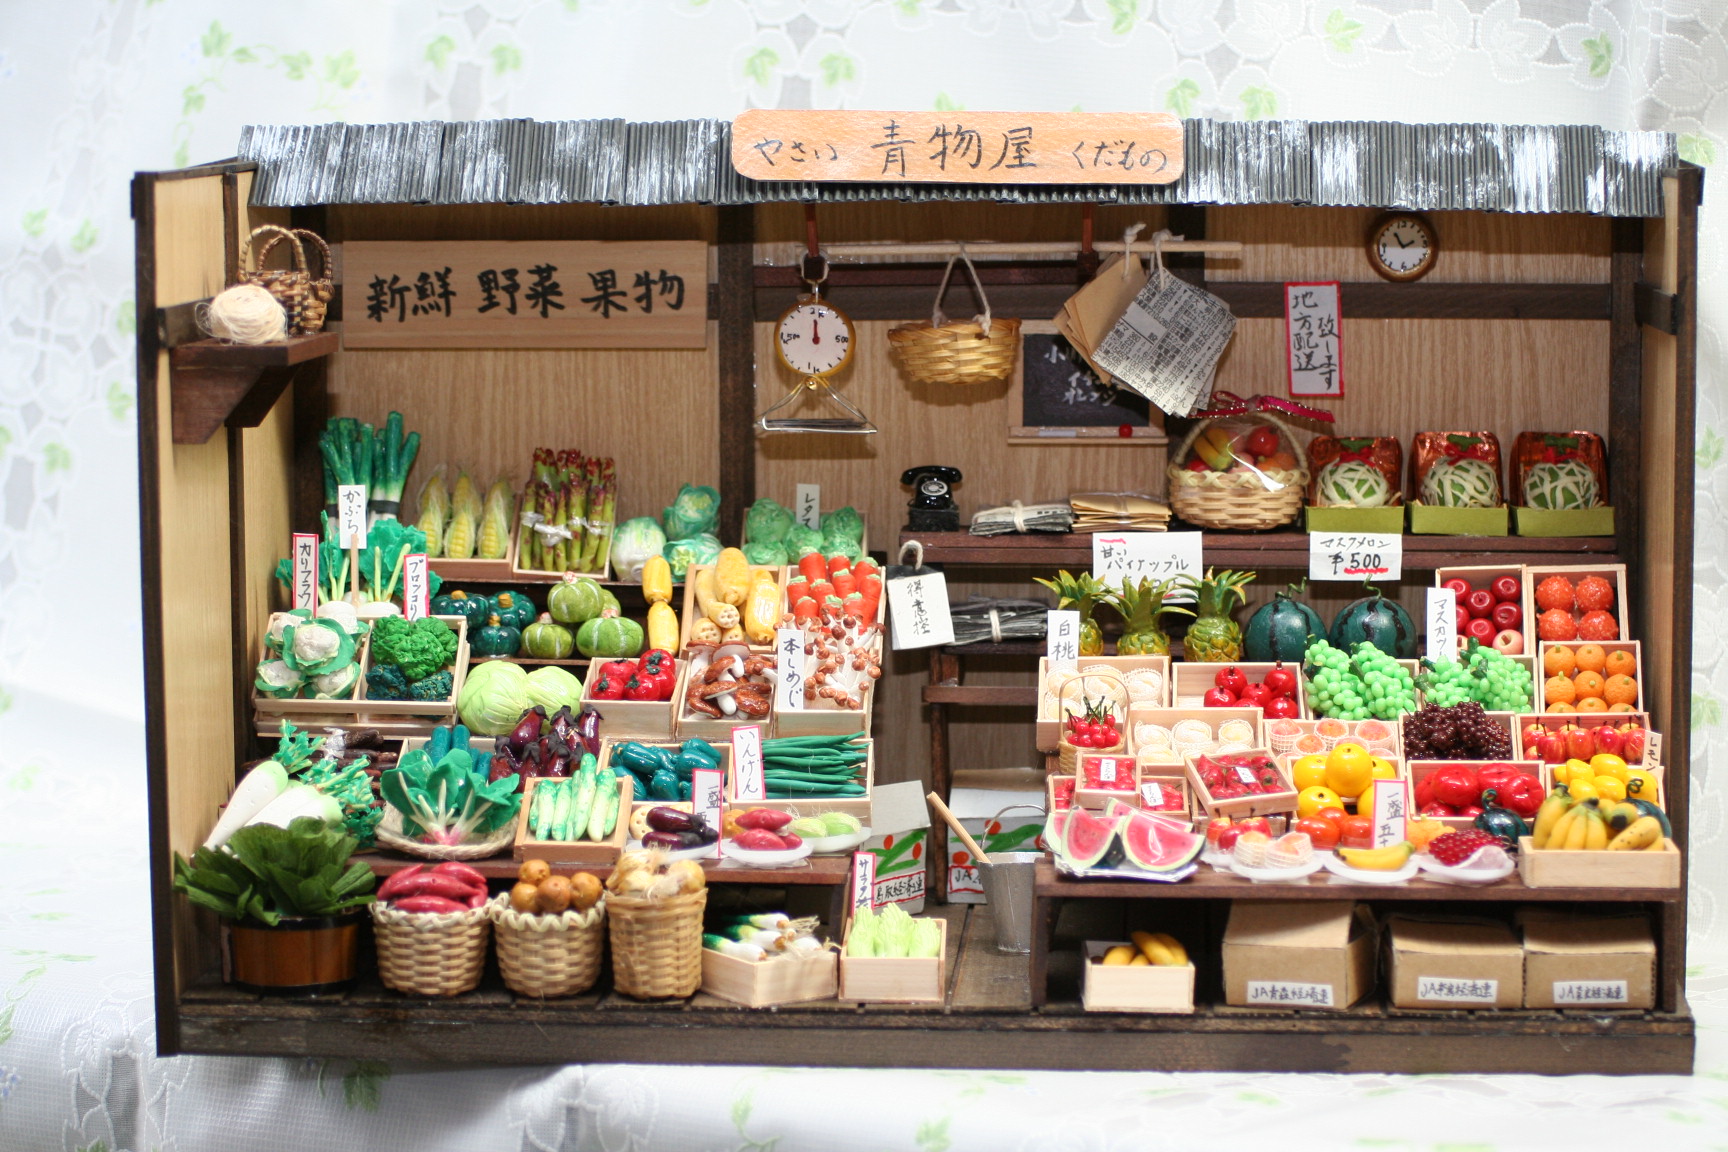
{"left": 489, "top": 893, "right": 607, "bottom": 998}
{"left": 1167, "top": 410, "right": 1309, "bottom": 530}
{"left": 607, "top": 887, "right": 707, "bottom": 999}
{"left": 888, "top": 246, "right": 1020, "bottom": 386}
{"left": 239, "top": 225, "right": 334, "bottom": 336}
{"left": 371, "top": 900, "right": 491, "bottom": 997}
{"left": 374, "top": 807, "right": 517, "bottom": 861}
{"left": 1057, "top": 735, "right": 1127, "bottom": 776}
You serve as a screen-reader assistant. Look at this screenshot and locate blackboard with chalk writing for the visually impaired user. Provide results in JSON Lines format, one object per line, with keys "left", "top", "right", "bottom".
{"left": 1008, "top": 324, "right": 1164, "bottom": 444}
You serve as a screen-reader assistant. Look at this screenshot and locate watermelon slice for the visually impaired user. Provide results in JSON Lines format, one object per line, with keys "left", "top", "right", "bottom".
{"left": 1058, "top": 806, "right": 1123, "bottom": 869}
{"left": 1109, "top": 801, "right": 1203, "bottom": 872}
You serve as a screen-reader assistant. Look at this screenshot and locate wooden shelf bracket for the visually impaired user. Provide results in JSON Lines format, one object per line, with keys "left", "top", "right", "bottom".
{"left": 168, "top": 332, "right": 338, "bottom": 444}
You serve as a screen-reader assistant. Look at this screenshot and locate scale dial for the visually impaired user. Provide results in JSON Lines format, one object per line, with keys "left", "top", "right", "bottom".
{"left": 775, "top": 300, "right": 855, "bottom": 378}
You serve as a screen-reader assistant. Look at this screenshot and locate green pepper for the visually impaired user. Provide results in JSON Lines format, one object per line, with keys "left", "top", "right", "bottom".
{"left": 648, "top": 768, "right": 682, "bottom": 801}
{"left": 672, "top": 751, "right": 714, "bottom": 779}
{"left": 472, "top": 613, "right": 522, "bottom": 658}
{"left": 679, "top": 739, "right": 721, "bottom": 766}
{"left": 614, "top": 741, "right": 674, "bottom": 778}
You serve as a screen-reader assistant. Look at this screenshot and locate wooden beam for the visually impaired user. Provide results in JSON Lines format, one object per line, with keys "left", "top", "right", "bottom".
{"left": 1610, "top": 219, "right": 1644, "bottom": 627}
{"left": 715, "top": 205, "right": 756, "bottom": 543}
{"left": 1635, "top": 281, "right": 1679, "bottom": 334}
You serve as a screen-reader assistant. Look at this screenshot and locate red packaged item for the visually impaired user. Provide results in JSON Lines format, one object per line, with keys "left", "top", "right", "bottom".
{"left": 1513, "top": 432, "right": 1608, "bottom": 509}
{"left": 1411, "top": 432, "right": 1503, "bottom": 508}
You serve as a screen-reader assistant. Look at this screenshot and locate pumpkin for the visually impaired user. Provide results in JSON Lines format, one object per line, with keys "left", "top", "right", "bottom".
{"left": 576, "top": 609, "right": 644, "bottom": 659}
{"left": 547, "top": 574, "right": 615, "bottom": 625}
{"left": 472, "top": 613, "right": 522, "bottom": 658}
{"left": 1329, "top": 584, "right": 1417, "bottom": 659}
{"left": 431, "top": 589, "right": 490, "bottom": 630}
{"left": 1245, "top": 584, "right": 1326, "bottom": 662}
{"left": 489, "top": 590, "right": 536, "bottom": 630}
{"left": 521, "top": 612, "right": 575, "bottom": 660}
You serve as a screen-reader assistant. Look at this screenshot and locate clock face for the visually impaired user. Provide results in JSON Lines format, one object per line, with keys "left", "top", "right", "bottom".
{"left": 776, "top": 301, "right": 855, "bottom": 377}
{"left": 1371, "top": 215, "right": 1436, "bottom": 280}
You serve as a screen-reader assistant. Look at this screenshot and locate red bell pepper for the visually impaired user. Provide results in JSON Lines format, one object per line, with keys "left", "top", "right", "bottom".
{"left": 590, "top": 671, "right": 629, "bottom": 699}
{"left": 1495, "top": 773, "right": 1545, "bottom": 819}
{"left": 1428, "top": 765, "right": 1480, "bottom": 809}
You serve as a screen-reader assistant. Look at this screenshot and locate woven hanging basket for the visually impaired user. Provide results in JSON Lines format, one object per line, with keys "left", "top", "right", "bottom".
{"left": 239, "top": 225, "right": 334, "bottom": 336}
{"left": 371, "top": 900, "right": 491, "bottom": 997}
{"left": 888, "top": 245, "right": 1020, "bottom": 386}
{"left": 1166, "top": 410, "right": 1309, "bottom": 531}
{"left": 489, "top": 894, "right": 607, "bottom": 998}
{"left": 607, "top": 887, "right": 707, "bottom": 999}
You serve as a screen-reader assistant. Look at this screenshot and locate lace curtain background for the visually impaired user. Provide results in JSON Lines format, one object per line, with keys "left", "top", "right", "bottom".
{"left": 2, "top": 3, "right": 1726, "bottom": 1149}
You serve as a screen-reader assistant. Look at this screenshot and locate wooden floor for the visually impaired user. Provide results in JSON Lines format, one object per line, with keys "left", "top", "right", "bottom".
{"left": 176, "top": 903, "right": 1695, "bottom": 1073}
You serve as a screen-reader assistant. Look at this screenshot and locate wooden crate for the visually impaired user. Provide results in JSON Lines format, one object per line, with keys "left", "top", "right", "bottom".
{"left": 701, "top": 946, "right": 838, "bottom": 1008}
{"left": 1264, "top": 716, "right": 1403, "bottom": 760}
{"left": 672, "top": 654, "right": 774, "bottom": 742}
{"left": 1434, "top": 565, "right": 1535, "bottom": 655}
{"left": 424, "top": 490, "right": 520, "bottom": 583}
{"left": 1184, "top": 750, "right": 1299, "bottom": 820}
{"left": 512, "top": 774, "right": 632, "bottom": 864}
{"left": 1534, "top": 640, "right": 1645, "bottom": 713}
{"left": 253, "top": 614, "right": 469, "bottom": 726}
{"left": 1515, "top": 711, "right": 1656, "bottom": 768}
{"left": 727, "top": 738, "right": 874, "bottom": 821}
{"left": 1073, "top": 752, "right": 1140, "bottom": 810}
{"left": 679, "top": 562, "right": 782, "bottom": 652}
{"left": 581, "top": 658, "right": 679, "bottom": 740}
{"left": 1408, "top": 760, "right": 1548, "bottom": 828}
{"left": 510, "top": 496, "right": 614, "bottom": 583}
{"left": 1170, "top": 661, "right": 1307, "bottom": 717}
{"left": 598, "top": 736, "right": 732, "bottom": 804}
{"left": 1516, "top": 836, "right": 1681, "bottom": 888}
{"left": 840, "top": 916, "right": 946, "bottom": 1003}
{"left": 1413, "top": 654, "right": 1536, "bottom": 715}
{"left": 1524, "top": 562, "right": 1632, "bottom": 643}
{"left": 771, "top": 632, "right": 880, "bottom": 738}
{"left": 1135, "top": 767, "right": 1194, "bottom": 819}
{"left": 1081, "top": 941, "right": 1196, "bottom": 1014}
{"left": 1129, "top": 706, "right": 1264, "bottom": 765}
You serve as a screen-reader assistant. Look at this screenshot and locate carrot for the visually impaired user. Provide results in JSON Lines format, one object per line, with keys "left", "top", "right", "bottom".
{"left": 841, "top": 592, "right": 867, "bottom": 620}
{"left": 798, "top": 552, "right": 827, "bottom": 583}
{"left": 853, "top": 558, "right": 879, "bottom": 579}
{"left": 793, "top": 597, "right": 820, "bottom": 622}
{"left": 809, "top": 579, "right": 834, "bottom": 602}
{"left": 831, "top": 569, "right": 856, "bottom": 598}
{"left": 827, "top": 554, "right": 851, "bottom": 575}
{"left": 786, "top": 574, "right": 812, "bottom": 604}
{"left": 859, "top": 572, "right": 882, "bottom": 596}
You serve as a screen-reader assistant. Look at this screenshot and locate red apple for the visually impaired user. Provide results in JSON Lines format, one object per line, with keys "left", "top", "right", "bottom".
{"left": 1238, "top": 683, "right": 1271, "bottom": 708}
{"left": 1455, "top": 606, "right": 1470, "bottom": 633}
{"left": 1465, "top": 617, "right": 1498, "bottom": 644}
{"left": 1562, "top": 724, "right": 1595, "bottom": 761}
{"left": 1464, "top": 588, "right": 1497, "bottom": 618}
{"left": 1214, "top": 824, "right": 1244, "bottom": 851}
{"left": 1537, "top": 731, "right": 1569, "bottom": 765}
{"left": 1492, "top": 574, "right": 1522, "bottom": 603}
{"left": 1236, "top": 817, "right": 1273, "bottom": 838}
{"left": 1492, "top": 629, "right": 1524, "bottom": 656}
{"left": 1264, "top": 694, "right": 1300, "bottom": 720}
{"left": 1521, "top": 721, "right": 1547, "bottom": 752}
{"left": 1214, "top": 666, "right": 1248, "bottom": 695}
{"left": 1492, "top": 601, "right": 1523, "bottom": 631}
{"left": 1619, "top": 724, "right": 1647, "bottom": 762}
{"left": 1202, "top": 686, "right": 1238, "bottom": 707}
{"left": 1443, "top": 578, "right": 1472, "bottom": 600}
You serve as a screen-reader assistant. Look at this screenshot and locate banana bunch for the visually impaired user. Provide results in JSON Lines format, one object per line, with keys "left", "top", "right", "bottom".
{"left": 1530, "top": 788, "right": 1670, "bottom": 851}
{"left": 1101, "top": 932, "right": 1190, "bottom": 967}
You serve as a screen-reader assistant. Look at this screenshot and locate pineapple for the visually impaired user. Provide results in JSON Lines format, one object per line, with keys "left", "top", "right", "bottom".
{"left": 1108, "top": 576, "right": 1194, "bottom": 656}
{"left": 1182, "top": 568, "right": 1257, "bottom": 662}
{"left": 1033, "top": 570, "right": 1107, "bottom": 656}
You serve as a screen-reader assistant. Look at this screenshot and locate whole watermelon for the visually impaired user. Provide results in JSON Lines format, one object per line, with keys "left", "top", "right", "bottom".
{"left": 1330, "top": 585, "right": 1417, "bottom": 658}
{"left": 1244, "top": 585, "right": 1326, "bottom": 662}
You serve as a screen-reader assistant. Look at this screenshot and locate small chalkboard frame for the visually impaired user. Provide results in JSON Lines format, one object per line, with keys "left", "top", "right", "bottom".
{"left": 1007, "top": 321, "right": 1168, "bottom": 446}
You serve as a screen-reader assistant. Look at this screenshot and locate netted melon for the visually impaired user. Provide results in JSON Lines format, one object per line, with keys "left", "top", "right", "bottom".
{"left": 1523, "top": 459, "right": 1599, "bottom": 510}
{"left": 1317, "top": 459, "right": 1393, "bottom": 508}
{"left": 1420, "top": 457, "right": 1500, "bottom": 508}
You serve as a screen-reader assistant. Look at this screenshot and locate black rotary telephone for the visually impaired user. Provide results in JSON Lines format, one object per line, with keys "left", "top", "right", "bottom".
{"left": 901, "top": 465, "right": 962, "bottom": 531}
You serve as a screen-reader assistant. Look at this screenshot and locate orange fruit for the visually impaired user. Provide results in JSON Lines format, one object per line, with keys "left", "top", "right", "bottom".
{"left": 1538, "top": 609, "right": 1579, "bottom": 641}
{"left": 1609, "top": 702, "right": 1637, "bottom": 713}
{"left": 1604, "top": 674, "right": 1639, "bottom": 707}
{"left": 1572, "top": 670, "right": 1606, "bottom": 700}
{"left": 1545, "top": 701, "right": 1576, "bottom": 713}
{"left": 1544, "top": 675, "right": 1577, "bottom": 705}
{"left": 1574, "top": 644, "right": 1607, "bottom": 673}
{"left": 1575, "top": 575, "right": 1615, "bottom": 612}
{"left": 1604, "top": 649, "right": 1636, "bottom": 677}
{"left": 1535, "top": 576, "right": 1576, "bottom": 612}
{"left": 1578, "top": 610, "right": 1620, "bottom": 641}
{"left": 1543, "top": 645, "right": 1577, "bottom": 676}
{"left": 1575, "top": 696, "right": 1608, "bottom": 713}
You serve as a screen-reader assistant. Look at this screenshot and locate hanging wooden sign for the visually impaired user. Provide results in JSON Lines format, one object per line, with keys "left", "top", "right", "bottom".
{"left": 340, "top": 240, "right": 707, "bottom": 349}
{"left": 732, "top": 110, "right": 1183, "bottom": 185}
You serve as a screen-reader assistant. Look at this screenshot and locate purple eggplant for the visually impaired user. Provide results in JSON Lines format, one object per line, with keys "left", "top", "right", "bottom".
{"left": 506, "top": 706, "right": 547, "bottom": 756}
{"left": 646, "top": 806, "right": 697, "bottom": 833}
{"left": 575, "top": 707, "right": 602, "bottom": 757}
{"left": 642, "top": 830, "right": 686, "bottom": 851}
{"left": 550, "top": 705, "right": 576, "bottom": 745}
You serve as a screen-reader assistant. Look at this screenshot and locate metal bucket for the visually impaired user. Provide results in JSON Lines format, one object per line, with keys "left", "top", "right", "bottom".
{"left": 975, "top": 853, "right": 1040, "bottom": 953}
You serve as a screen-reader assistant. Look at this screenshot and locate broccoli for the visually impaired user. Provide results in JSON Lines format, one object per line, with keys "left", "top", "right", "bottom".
{"left": 408, "top": 670, "right": 454, "bottom": 701}
{"left": 371, "top": 616, "right": 457, "bottom": 680}
{"left": 365, "top": 663, "right": 410, "bottom": 700}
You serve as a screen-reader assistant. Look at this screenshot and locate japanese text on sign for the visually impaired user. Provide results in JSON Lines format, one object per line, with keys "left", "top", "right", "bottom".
{"left": 873, "top": 869, "right": 925, "bottom": 907}
{"left": 1246, "top": 981, "right": 1335, "bottom": 1007}
{"left": 1285, "top": 281, "right": 1343, "bottom": 397}
{"left": 1092, "top": 531, "right": 1203, "bottom": 590}
{"left": 1090, "top": 273, "right": 1236, "bottom": 418}
{"left": 775, "top": 627, "right": 805, "bottom": 713}
{"left": 693, "top": 767, "right": 724, "bottom": 860}
{"left": 731, "top": 110, "right": 1183, "bottom": 185}
{"left": 851, "top": 850, "right": 877, "bottom": 912}
{"left": 1046, "top": 610, "right": 1080, "bottom": 672}
{"left": 795, "top": 483, "right": 821, "bottom": 531}
{"left": 887, "top": 571, "right": 954, "bottom": 650}
{"left": 1417, "top": 976, "right": 1499, "bottom": 1003}
{"left": 402, "top": 554, "right": 429, "bottom": 622}
{"left": 731, "top": 725, "right": 766, "bottom": 803}
{"left": 1309, "top": 532, "right": 1402, "bottom": 582}
{"left": 1552, "top": 980, "right": 1628, "bottom": 1004}
{"left": 291, "top": 533, "right": 319, "bottom": 611}
{"left": 341, "top": 241, "right": 707, "bottom": 350}
{"left": 1371, "top": 780, "right": 1410, "bottom": 849}
{"left": 337, "top": 484, "right": 367, "bottom": 549}
{"left": 1426, "top": 587, "right": 1459, "bottom": 663}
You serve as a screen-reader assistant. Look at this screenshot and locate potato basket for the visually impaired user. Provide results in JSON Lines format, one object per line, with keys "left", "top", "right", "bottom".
{"left": 371, "top": 899, "right": 491, "bottom": 998}
{"left": 489, "top": 893, "right": 608, "bottom": 998}
{"left": 607, "top": 887, "right": 707, "bottom": 999}
{"left": 1167, "top": 407, "right": 1310, "bottom": 531}
{"left": 888, "top": 245, "right": 1020, "bottom": 386}
{"left": 238, "top": 224, "right": 334, "bottom": 336}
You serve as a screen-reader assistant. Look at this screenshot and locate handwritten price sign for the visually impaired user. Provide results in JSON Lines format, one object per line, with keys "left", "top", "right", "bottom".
{"left": 1308, "top": 532, "right": 1401, "bottom": 582}
{"left": 731, "top": 725, "right": 766, "bottom": 802}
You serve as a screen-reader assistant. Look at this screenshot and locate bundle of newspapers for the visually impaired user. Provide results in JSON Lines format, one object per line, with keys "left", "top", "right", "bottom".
{"left": 949, "top": 597, "right": 1050, "bottom": 646}
{"left": 968, "top": 500, "right": 1073, "bottom": 536}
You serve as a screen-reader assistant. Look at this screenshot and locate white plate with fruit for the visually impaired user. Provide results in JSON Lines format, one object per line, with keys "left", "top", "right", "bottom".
{"left": 1415, "top": 830, "right": 1516, "bottom": 884}
{"left": 783, "top": 812, "right": 871, "bottom": 855}
{"left": 1226, "top": 857, "right": 1325, "bottom": 883}
{"left": 1321, "top": 852, "right": 1419, "bottom": 885}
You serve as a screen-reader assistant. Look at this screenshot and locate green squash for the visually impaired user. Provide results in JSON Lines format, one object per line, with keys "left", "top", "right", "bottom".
{"left": 489, "top": 590, "right": 536, "bottom": 630}
{"left": 547, "top": 575, "right": 613, "bottom": 625}
{"left": 575, "top": 609, "right": 644, "bottom": 659}
{"left": 1329, "top": 583, "right": 1417, "bottom": 659}
{"left": 1244, "top": 583, "right": 1326, "bottom": 662}
{"left": 521, "top": 613, "right": 575, "bottom": 660}
{"left": 431, "top": 589, "right": 490, "bottom": 631}
{"left": 472, "top": 613, "right": 523, "bottom": 658}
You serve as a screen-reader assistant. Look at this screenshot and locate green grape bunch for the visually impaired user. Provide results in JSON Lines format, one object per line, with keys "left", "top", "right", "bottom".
{"left": 1418, "top": 639, "right": 1535, "bottom": 712}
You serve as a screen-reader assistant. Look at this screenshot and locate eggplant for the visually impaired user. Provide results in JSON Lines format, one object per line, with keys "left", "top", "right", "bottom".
{"left": 575, "top": 707, "right": 602, "bottom": 757}
{"left": 550, "top": 705, "right": 576, "bottom": 745}
{"left": 487, "top": 744, "right": 520, "bottom": 784}
{"left": 507, "top": 706, "right": 547, "bottom": 756}
{"left": 642, "top": 830, "right": 686, "bottom": 851}
{"left": 646, "top": 806, "right": 697, "bottom": 833}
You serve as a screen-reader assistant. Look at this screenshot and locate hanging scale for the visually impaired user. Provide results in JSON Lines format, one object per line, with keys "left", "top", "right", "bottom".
{"left": 758, "top": 255, "right": 877, "bottom": 434}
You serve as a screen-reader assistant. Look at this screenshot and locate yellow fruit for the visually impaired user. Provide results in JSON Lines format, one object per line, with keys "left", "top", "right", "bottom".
{"left": 1582, "top": 808, "right": 1609, "bottom": 850}
{"left": 1130, "top": 953, "right": 1151, "bottom": 966}
{"left": 1591, "top": 775, "right": 1627, "bottom": 803}
{"left": 1543, "top": 804, "right": 1581, "bottom": 850}
{"left": 1624, "top": 768, "right": 1661, "bottom": 803}
{"left": 1606, "top": 815, "right": 1661, "bottom": 852}
{"left": 1151, "top": 933, "right": 1189, "bottom": 966}
{"left": 1567, "top": 778, "right": 1599, "bottom": 802}
{"left": 1561, "top": 759, "right": 1593, "bottom": 785}
{"left": 1102, "top": 945, "right": 1136, "bottom": 966}
{"left": 640, "top": 554, "right": 673, "bottom": 604}
{"left": 1406, "top": 818, "right": 1447, "bottom": 851}
{"left": 1324, "top": 742, "right": 1374, "bottom": 800}
{"left": 1292, "top": 754, "right": 1330, "bottom": 791}
{"left": 1298, "top": 785, "right": 1344, "bottom": 819}
{"left": 1338, "top": 842, "right": 1414, "bottom": 871}
{"left": 1370, "top": 758, "right": 1398, "bottom": 781}
{"left": 1588, "top": 753, "right": 1629, "bottom": 781}
{"left": 646, "top": 600, "right": 679, "bottom": 653}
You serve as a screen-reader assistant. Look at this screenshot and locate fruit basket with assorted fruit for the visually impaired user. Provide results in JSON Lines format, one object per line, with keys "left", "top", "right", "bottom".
{"left": 1166, "top": 401, "right": 1311, "bottom": 530}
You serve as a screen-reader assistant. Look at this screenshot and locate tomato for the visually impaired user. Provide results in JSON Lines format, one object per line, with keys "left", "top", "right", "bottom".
{"left": 1316, "top": 805, "right": 1348, "bottom": 827}
{"left": 1340, "top": 815, "right": 1375, "bottom": 850}
{"left": 1294, "top": 817, "right": 1340, "bottom": 849}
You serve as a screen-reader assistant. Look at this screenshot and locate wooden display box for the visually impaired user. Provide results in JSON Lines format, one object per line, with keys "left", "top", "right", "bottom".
{"left": 511, "top": 505, "right": 614, "bottom": 583}
{"left": 701, "top": 946, "right": 838, "bottom": 1008}
{"left": 1434, "top": 565, "right": 1535, "bottom": 655}
{"left": 1407, "top": 761, "right": 1546, "bottom": 828}
{"left": 679, "top": 562, "right": 782, "bottom": 652}
{"left": 1514, "top": 711, "right": 1657, "bottom": 770}
{"left": 726, "top": 738, "right": 874, "bottom": 821}
{"left": 1408, "top": 502, "right": 1509, "bottom": 536}
{"left": 1265, "top": 716, "right": 1403, "bottom": 760}
{"left": 1304, "top": 504, "right": 1406, "bottom": 534}
{"left": 1170, "top": 662, "right": 1307, "bottom": 716}
{"left": 253, "top": 614, "right": 469, "bottom": 726}
{"left": 1524, "top": 563, "right": 1632, "bottom": 643}
{"left": 1081, "top": 941, "right": 1196, "bottom": 1013}
{"left": 1073, "top": 752, "right": 1139, "bottom": 810}
{"left": 1513, "top": 505, "right": 1616, "bottom": 538}
{"left": 840, "top": 916, "right": 946, "bottom": 1003}
{"left": 1129, "top": 706, "right": 1264, "bottom": 764}
{"left": 512, "top": 775, "right": 632, "bottom": 864}
{"left": 1534, "top": 640, "right": 1645, "bottom": 712}
{"left": 581, "top": 659, "right": 679, "bottom": 739}
{"left": 672, "top": 658, "right": 774, "bottom": 742}
{"left": 1414, "top": 654, "right": 1536, "bottom": 714}
{"left": 1184, "top": 750, "right": 1298, "bottom": 820}
{"left": 1037, "top": 655, "right": 1170, "bottom": 751}
{"left": 424, "top": 490, "right": 521, "bottom": 582}
{"left": 598, "top": 736, "right": 733, "bottom": 803}
{"left": 1136, "top": 767, "right": 1193, "bottom": 818}
{"left": 1516, "top": 836, "right": 1681, "bottom": 888}
{"left": 772, "top": 632, "right": 880, "bottom": 739}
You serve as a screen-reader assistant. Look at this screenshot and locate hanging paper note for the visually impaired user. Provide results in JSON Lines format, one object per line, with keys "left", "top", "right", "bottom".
{"left": 1285, "top": 282, "right": 1343, "bottom": 397}
{"left": 886, "top": 570, "right": 954, "bottom": 649}
{"left": 1309, "top": 532, "right": 1402, "bottom": 582}
{"left": 775, "top": 626, "right": 806, "bottom": 712}
{"left": 1426, "top": 587, "right": 1458, "bottom": 662}
{"left": 1370, "top": 779, "right": 1411, "bottom": 849}
{"left": 851, "top": 850, "right": 877, "bottom": 913}
{"left": 1047, "top": 609, "right": 1081, "bottom": 672}
{"left": 291, "top": 532, "right": 319, "bottom": 611}
{"left": 1090, "top": 270, "right": 1236, "bottom": 417}
{"left": 337, "top": 484, "right": 367, "bottom": 549}
{"left": 731, "top": 725, "right": 766, "bottom": 802}
{"left": 402, "top": 553, "right": 429, "bottom": 621}
{"left": 795, "top": 483, "right": 821, "bottom": 530}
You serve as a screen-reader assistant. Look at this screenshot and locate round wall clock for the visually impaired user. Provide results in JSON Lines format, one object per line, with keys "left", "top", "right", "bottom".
{"left": 1366, "top": 213, "right": 1438, "bottom": 282}
{"left": 775, "top": 299, "right": 855, "bottom": 378}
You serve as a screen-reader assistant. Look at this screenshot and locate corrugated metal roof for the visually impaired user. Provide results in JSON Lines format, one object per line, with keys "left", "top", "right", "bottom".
{"left": 237, "top": 117, "right": 1678, "bottom": 216}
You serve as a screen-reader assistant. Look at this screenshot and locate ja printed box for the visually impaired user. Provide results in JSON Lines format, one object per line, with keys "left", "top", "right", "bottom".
{"left": 1387, "top": 917, "right": 1523, "bottom": 1009}
{"left": 1222, "top": 901, "right": 1374, "bottom": 1011}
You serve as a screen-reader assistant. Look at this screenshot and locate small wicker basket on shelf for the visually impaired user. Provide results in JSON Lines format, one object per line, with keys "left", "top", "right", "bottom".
{"left": 371, "top": 900, "right": 491, "bottom": 998}
{"left": 1166, "top": 410, "right": 1309, "bottom": 531}
{"left": 1048, "top": 669, "right": 1129, "bottom": 774}
{"left": 607, "top": 887, "right": 707, "bottom": 999}
{"left": 239, "top": 225, "right": 333, "bottom": 336}
{"left": 489, "top": 894, "right": 607, "bottom": 998}
{"left": 887, "top": 245, "right": 1020, "bottom": 386}
{"left": 374, "top": 807, "right": 517, "bottom": 861}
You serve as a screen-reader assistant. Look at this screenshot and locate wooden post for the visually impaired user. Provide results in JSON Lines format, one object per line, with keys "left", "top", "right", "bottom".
{"left": 715, "top": 205, "right": 756, "bottom": 543}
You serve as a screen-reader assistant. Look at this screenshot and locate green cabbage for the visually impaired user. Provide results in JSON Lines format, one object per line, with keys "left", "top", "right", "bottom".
{"left": 457, "top": 659, "right": 534, "bottom": 736}
{"left": 662, "top": 532, "right": 722, "bottom": 580}
{"left": 663, "top": 483, "right": 721, "bottom": 539}
{"left": 742, "top": 539, "right": 789, "bottom": 566}
{"left": 821, "top": 531, "right": 863, "bottom": 562}
{"left": 744, "top": 498, "right": 794, "bottom": 544}
{"left": 611, "top": 516, "right": 668, "bottom": 582}
{"left": 523, "top": 665, "right": 584, "bottom": 713}
{"left": 785, "top": 524, "right": 823, "bottom": 557}
{"left": 820, "top": 505, "right": 864, "bottom": 546}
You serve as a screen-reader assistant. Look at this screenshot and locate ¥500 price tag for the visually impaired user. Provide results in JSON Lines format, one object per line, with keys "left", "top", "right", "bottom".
{"left": 1309, "top": 531, "right": 1401, "bottom": 582}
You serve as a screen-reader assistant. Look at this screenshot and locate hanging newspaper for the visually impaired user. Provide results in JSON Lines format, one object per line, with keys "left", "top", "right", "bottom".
{"left": 1089, "top": 271, "right": 1236, "bottom": 418}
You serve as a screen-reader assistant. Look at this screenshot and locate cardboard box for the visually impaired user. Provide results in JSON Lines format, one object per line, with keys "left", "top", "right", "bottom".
{"left": 701, "top": 946, "right": 838, "bottom": 1007}
{"left": 1304, "top": 504, "right": 1407, "bottom": 534}
{"left": 1387, "top": 917, "right": 1523, "bottom": 1009}
{"left": 860, "top": 780, "right": 929, "bottom": 912}
{"left": 945, "top": 782, "right": 1047, "bottom": 904}
{"left": 1081, "top": 941, "right": 1196, "bottom": 1013}
{"left": 1521, "top": 914, "right": 1656, "bottom": 1009}
{"left": 840, "top": 915, "right": 946, "bottom": 1002}
{"left": 1408, "top": 502, "right": 1509, "bottom": 536}
{"left": 1223, "top": 901, "right": 1375, "bottom": 1011}
{"left": 1513, "top": 505, "right": 1615, "bottom": 538}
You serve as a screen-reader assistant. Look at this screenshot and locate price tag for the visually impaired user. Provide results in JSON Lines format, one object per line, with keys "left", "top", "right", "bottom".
{"left": 795, "top": 483, "right": 821, "bottom": 530}
{"left": 337, "top": 484, "right": 367, "bottom": 548}
{"left": 1369, "top": 779, "right": 1410, "bottom": 849}
{"left": 851, "top": 849, "right": 877, "bottom": 913}
{"left": 402, "top": 553, "right": 429, "bottom": 621}
{"left": 1091, "top": 530, "right": 1203, "bottom": 588}
{"left": 731, "top": 724, "right": 766, "bottom": 802}
{"left": 775, "top": 626, "right": 805, "bottom": 712}
{"left": 886, "top": 570, "right": 954, "bottom": 649}
{"left": 291, "top": 532, "right": 319, "bottom": 610}
{"left": 1046, "top": 610, "right": 1080, "bottom": 672}
{"left": 692, "top": 766, "right": 723, "bottom": 859}
{"left": 1309, "top": 531, "right": 1401, "bottom": 582}
{"left": 1426, "top": 586, "right": 1459, "bottom": 662}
